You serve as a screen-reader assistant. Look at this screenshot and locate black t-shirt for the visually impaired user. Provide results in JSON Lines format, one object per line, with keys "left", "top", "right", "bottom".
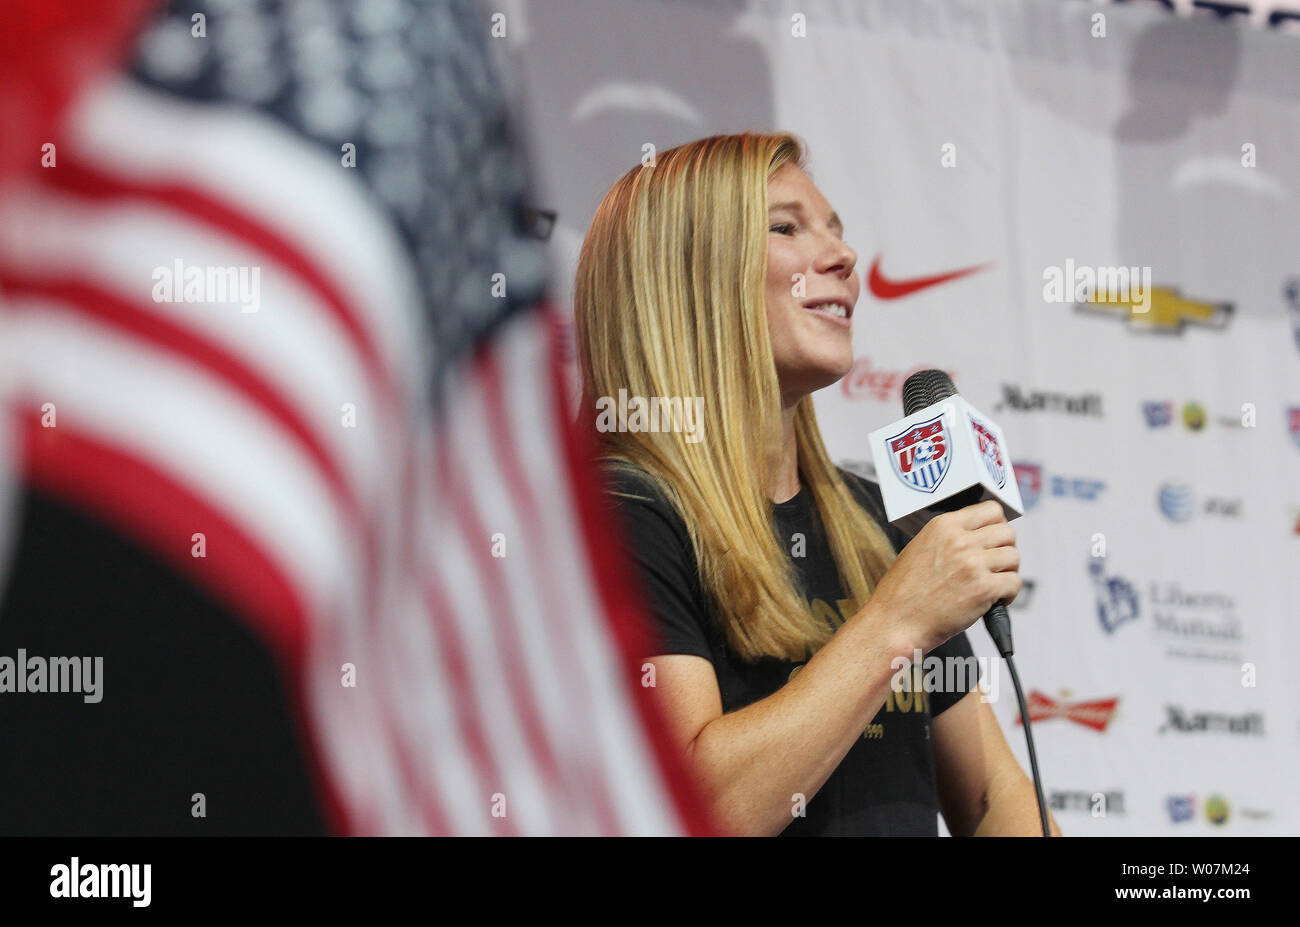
{"left": 603, "top": 464, "right": 979, "bottom": 836}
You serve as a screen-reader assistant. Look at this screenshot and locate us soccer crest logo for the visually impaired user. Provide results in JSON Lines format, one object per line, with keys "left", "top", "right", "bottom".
{"left": 968, "top": 415, "right": 1007, "bottom": 488}
{"left": 888, "top": 414, "right": 950, "bottom": 492}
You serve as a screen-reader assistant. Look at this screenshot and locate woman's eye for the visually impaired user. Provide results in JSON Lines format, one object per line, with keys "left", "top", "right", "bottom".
{"left": 769, "top": 223, "right": 796, "bottom": 235}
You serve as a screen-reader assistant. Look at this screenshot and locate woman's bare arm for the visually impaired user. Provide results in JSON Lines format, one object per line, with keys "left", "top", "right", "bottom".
{"left": 645, "top": 500, "right": 1020, "bottom": 836}
{"left": 647, "top": 597, "right": 913, "bottom": 836}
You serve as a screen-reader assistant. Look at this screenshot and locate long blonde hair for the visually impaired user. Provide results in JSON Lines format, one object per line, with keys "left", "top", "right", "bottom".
{"left": 574, "top": 132, "right": 898, "bottom": 662}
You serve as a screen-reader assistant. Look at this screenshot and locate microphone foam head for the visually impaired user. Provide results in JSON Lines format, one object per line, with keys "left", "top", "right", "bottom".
{"left": 902, "top": 369, "right": 958, "bottom": 414}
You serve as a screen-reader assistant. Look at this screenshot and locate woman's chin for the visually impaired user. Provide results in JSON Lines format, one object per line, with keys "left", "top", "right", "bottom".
{"left": 820, "top": 364, "right": 854, "bottom": 393}
{"left": 781, "top": 354, "right": 855, "bottom": 398}
{"left": 818, "top": 346, "right": 856, "bottom": 385}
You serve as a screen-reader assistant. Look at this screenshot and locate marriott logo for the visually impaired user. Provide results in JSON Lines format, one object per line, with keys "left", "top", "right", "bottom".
{"left": 1158, "top": 705, "right": 1264, "bottom": 736}
{"left": 995, "top": 383, "right": 1103, "bottom": 417}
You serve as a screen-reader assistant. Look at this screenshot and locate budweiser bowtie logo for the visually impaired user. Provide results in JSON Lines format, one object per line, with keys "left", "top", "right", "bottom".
{"left": 1016, "top": 691, "right": 1120, "bottom": 731}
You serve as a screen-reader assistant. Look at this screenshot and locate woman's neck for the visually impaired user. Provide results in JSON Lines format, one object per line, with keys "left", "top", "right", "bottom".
{"left": 769, "top": 400, "right": 801, "bottom": 504}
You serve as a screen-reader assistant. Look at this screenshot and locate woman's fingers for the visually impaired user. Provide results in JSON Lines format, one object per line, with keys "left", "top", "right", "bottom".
{"left": 983, "top": 545, "right": 1021, "bottom": 573}
{"left": 955, "top": 499, "right": 1007, "bottom": 530}
{"left": 972, "top": 522, "right": 1016, "bottom": 550}
{"left": 995, "top": 570, "right": 1022, "bottom": 605}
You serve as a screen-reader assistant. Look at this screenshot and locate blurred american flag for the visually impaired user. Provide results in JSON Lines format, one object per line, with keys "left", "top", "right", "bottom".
{"left": 0, "top": 0, "right": 709, "bottom": 836}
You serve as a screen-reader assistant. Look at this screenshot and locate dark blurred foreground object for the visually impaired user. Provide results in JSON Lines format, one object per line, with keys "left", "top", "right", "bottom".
{"left": 0, "top": 0, "right": 708, "bottom": 836}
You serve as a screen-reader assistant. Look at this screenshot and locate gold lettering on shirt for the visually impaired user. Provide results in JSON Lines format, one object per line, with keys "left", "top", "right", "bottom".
{"left": 810, "top": 597, "right": 842, "bottom": 631}
{"left": 792, "top": 598, "right": 927, "bottom": 742}
{"left": 883, "top": 665, "right": 930, "bottom": 714}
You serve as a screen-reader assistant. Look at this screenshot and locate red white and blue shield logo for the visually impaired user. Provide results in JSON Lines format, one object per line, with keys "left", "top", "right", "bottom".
{"left": 888, "top": 414, "right": 950, "bottom": 492}
{"left": 969, "top": 414, "right": 1007, "bottom": 488}
{"left": 1014, "top": 462, "right": 1042, "bottom": 510}
{"left": 1290, "top": 407, "right": 1300, "bottom": 451}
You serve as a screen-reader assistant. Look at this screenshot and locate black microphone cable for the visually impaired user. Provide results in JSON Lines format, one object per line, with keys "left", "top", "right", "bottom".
{"left": 1005, "top": 650, "right": 1051, "bottom": 837}
{"left": 981, "top": 603, "right": 1050, "bottom": 836}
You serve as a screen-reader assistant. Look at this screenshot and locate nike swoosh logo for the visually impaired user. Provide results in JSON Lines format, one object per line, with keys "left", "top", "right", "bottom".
{"left": 867, "top": 256, "right": 991, "bottom": 300}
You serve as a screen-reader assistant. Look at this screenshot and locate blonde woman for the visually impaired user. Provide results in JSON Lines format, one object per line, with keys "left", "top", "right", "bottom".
{"left": 575, "top": 132, "right": 1060, "bottom": 837}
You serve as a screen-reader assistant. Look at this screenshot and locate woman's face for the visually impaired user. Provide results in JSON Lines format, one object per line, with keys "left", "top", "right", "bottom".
{"left": 764, "top": 163, "right": 859, "bottom": 406}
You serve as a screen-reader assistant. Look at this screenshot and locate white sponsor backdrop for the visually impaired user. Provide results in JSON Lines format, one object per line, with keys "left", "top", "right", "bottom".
{"left": 497, "top": 0, "right": 1300, "bottom": 835}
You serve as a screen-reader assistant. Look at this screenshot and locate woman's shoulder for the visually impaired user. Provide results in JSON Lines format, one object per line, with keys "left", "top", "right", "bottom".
{"left": 599, "top": 460, "right": 672, "bottom": 507}
{"left": 597, "top": 462, "right": 706, "bottom": 599}
{"left": 598, "top": 461, "right": 691, "bottom": 538}
{"left": 835, "top": 462, "right": 887, "bottom": 514}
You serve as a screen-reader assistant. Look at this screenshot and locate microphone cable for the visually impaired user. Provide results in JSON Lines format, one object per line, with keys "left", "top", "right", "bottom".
{"left": 1005, "top": 650, "right": 1050, "bottom": 836}
{"left": 983, "top": 601, "right": 1049, "bottom": 835}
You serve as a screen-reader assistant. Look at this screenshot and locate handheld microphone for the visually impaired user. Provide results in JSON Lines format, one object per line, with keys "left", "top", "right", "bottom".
{"left": 867, "top": 369, "right": 1021, "bottom": 657}
{"left": 874, "top": 370, "right": 1053, "bottom": 836}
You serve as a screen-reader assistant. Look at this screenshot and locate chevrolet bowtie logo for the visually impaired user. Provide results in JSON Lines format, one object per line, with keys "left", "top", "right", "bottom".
{"left": 1078, "top": 287, "right": 1233, "bottom": 333}
{"left": 1017, "top": 691, "right": 1119, "bottom": 731}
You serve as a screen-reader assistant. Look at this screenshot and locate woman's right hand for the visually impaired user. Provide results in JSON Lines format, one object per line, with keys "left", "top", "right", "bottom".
{"left": 868, "top": 499, "right": 1021, "bottom": 653}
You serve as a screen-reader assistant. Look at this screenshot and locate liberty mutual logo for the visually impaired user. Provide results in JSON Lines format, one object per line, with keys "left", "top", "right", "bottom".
{"left": 1089, "top": 559, "right": 1139, "bottom": 634}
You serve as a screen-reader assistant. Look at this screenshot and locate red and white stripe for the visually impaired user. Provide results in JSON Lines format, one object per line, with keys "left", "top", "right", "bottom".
{"left": 0, "top": 75, "right": 712, "bottom": 835}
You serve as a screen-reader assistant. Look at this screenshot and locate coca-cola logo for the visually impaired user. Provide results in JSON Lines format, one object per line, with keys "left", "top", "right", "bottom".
{"left": 841, "top": 358, "right": 955, "bottom": 402}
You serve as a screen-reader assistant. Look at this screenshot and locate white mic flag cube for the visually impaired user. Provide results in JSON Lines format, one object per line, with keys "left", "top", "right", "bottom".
{"left": 867, "top": 394, "right": 1024, "bottom": 525}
